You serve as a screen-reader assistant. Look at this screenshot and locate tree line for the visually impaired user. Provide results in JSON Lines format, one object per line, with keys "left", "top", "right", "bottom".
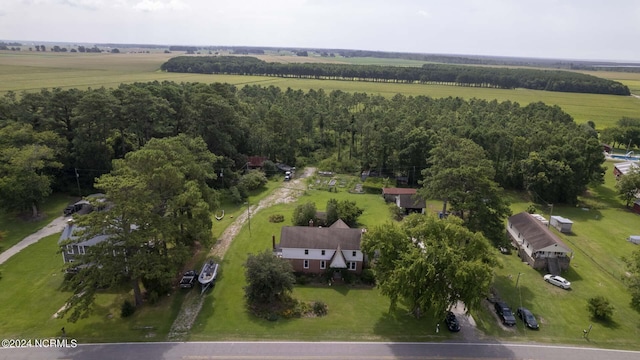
{"left": 160, "top": 56, "right": 630, "bottom": 95}
{"left": 0, "top": 82, "right": 606, "bottom": 218}
{"left": 0, "top": 81, "right": 607, "bottom": 318}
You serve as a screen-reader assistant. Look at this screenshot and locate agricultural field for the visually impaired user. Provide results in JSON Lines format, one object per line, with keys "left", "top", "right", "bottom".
{"left": 1, "top": 51, "right": 640, "bottom": 128}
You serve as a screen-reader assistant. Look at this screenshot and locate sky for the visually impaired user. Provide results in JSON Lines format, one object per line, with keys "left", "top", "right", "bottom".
{"left": 2, "top": 0, "right": 640, "bottom": 62}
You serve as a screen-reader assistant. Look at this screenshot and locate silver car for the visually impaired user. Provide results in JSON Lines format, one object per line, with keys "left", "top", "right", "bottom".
{"left": 543, "top": 274, "right": 571, "bottom": 289}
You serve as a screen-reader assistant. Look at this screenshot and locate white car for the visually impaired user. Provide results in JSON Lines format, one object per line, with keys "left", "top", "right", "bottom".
{"left": 544, "top": 274, "right": 571, "bottom": 289}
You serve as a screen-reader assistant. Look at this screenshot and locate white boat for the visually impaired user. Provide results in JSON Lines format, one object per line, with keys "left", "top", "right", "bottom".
{"left": 198, "top": 259, "right": 219, "bottom": 287}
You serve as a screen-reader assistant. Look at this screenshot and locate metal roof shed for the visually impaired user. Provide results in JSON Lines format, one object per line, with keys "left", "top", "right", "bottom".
{"left": 550, "top": 215, "right": 573, "bottom": 233}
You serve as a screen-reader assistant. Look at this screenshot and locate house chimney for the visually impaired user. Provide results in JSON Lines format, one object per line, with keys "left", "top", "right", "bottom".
{"left": 308, "top": 219, "right": 314, "bottom": 227}
{"left": 272, "top": 235, "right": 276, "bottom": 250}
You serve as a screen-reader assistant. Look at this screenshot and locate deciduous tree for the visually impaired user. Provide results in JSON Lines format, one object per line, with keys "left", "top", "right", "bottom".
{"left": 244, "top": 249, "right": 295, "bottom": 307}
{"left": 0, "top": 122, "right": 64, "bottom": 217}
{"left": 362, "top": 214, "right": 497, "bottom": 318}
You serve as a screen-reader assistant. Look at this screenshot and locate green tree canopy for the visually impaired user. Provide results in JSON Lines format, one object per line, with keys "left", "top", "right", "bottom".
{"left": 0, "top": 122, "right": 64, "bottom": 217}
{"left": 421, "top": 135, "right": 511, "bottom": 245}
{"left": 616, "top": 170, "right": 640, "bottom": 208}
{"left": 244, "top": 249, "right": 295, "bottom": 307}
{"left": 292, "top": 202, "right": 317, "bottom": 226}
{"left": 59, "top": 135, "right": 219, "bottom": 322}
{"left": 361, "top": 213, "right": 497, "bottom": 318}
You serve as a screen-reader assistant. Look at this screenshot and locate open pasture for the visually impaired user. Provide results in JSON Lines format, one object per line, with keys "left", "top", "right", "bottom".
{"left": 1, "top": 51, "right": 640, "bottom": 127}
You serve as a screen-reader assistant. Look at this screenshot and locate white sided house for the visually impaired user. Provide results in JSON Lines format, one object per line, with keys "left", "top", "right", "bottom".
{"left": 274, "top": 219, "right": 365, "bottom": 274}
{"left": 58, "top": 220, "right": 109, "bottom": 264}
{"left": 507, "top": 212, "right": 572, "bottom": 274}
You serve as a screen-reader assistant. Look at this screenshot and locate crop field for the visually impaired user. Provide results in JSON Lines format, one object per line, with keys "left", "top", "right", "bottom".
{"left": 2, "top": 51, "right": 640, "bottom": 128}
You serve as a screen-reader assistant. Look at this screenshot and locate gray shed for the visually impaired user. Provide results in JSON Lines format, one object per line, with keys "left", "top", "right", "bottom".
{"left": 550, "top": 216, "right": 573, "bottom": 233}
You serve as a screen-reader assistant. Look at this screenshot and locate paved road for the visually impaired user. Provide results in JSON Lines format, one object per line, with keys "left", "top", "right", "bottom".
{"left": 1, "top": 341, "right": 639, "bottom": 360}
{"left": 0, "top": 216, "right": 68, "bottom": 265}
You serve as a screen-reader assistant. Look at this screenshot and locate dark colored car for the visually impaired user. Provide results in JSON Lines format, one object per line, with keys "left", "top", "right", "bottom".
{"left": 516, "top": 307, "right": 539, "bottom": 329}
{"left": 494, "top": 301, "right": 517, "bottom": 326}
{"left": 179, "top": 270, "right": 198, "bottom": 289}
{"left": 444, "top": 311, "right": 461, "bottom": 332}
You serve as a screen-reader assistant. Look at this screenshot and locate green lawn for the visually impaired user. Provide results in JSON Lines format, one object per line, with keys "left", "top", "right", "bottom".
{"left": 483, "top": 161, "right": 640, "bottom": 349}
{"left": 190, "top": 189, "right": 448, "bottom": 341}
{"left": 2, "top": 166, "right": 640, "bottom": 347}
{"left": 0, "top": 233, "right": 182, "bottom": 342}
{"left": 0, "top": 193, "right": 74, "bottom": 253}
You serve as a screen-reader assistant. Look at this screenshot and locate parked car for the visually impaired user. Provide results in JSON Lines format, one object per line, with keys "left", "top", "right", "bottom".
{"left": 180, "top": 270, "right": 198, "bottom": 289}
{"left": 544, "top": 274, "right": 571, "bottom": 289}
{"left": 494, "top": 301, "right": 517, "bottom": 326}
{"left": 516, "top": 307, "right": 539, "bottom": 330}
{"left": 444, "top": 311, "right": 461, "bottom": 332}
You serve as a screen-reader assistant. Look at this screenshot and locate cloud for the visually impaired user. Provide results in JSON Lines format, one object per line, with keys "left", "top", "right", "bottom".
{"left": 417, "top": 9, "right": 430, "bottom": 18}
{"left": 133, "top": 0, "right": 188, "bottom": 12}
{"left": 57, "top": 0, "right": 103, "bottom": 10}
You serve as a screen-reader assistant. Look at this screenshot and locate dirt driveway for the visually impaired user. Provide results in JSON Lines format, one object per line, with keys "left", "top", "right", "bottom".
{"left": 207, "top": 167, "right": 315, "bottom": 258}
{"left": 169, "top": 167, "right": 316, "bottom": 340}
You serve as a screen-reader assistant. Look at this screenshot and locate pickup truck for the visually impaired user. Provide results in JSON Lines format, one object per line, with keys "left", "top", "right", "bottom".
{"left": 180, "top": 270, "right": 198, "bottom": 288}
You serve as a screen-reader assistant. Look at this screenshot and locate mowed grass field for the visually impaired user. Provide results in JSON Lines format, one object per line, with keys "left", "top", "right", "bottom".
{"left": 2, "top": 168, "right": 640, "bottom": 347}
{"left": 1, "top": 51, "right": 640, "bottom": 128}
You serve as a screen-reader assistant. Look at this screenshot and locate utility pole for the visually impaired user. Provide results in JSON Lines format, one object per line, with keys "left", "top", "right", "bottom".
{"left": 75, "top": 168, "right": 81, "bottom": 198}
{"left": 547, "top": 203, "right": 553, "bottom": 228}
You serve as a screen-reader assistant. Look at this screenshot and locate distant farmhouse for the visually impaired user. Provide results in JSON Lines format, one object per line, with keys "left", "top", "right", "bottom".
{"left": 507, "top": 212, "right": 572, "bottom": 274}
{"left": 274, "top": 219, "right": 365, "bottom": 275}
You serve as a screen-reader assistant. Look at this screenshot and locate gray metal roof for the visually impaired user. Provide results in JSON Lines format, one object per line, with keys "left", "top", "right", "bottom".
{"left": 58, "top": 223, "right": 110, "bottom": 247}
{"left": 279, "top": 226, "right": 362, "bottom": 250}
{"left": 509, "top": 212, "right": 571, "bottom": 252}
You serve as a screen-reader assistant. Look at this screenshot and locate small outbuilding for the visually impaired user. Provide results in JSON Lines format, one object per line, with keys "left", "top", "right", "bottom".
{"left": 550, "top": 216, "right": 573, "bottom": 233}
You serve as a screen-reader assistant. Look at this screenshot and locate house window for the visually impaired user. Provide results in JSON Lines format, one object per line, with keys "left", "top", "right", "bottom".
{"left": 352, "top": 251, "right": 356, "bottom": 257}
{"left": 304, "top": 249, "right": 309, "bottom": 255}
{"left": 303, "top": 260, "right": 309, "bottom": 269}
{"left": 321, "top": 250, "right": 325, "bottom": 256}
{"left": 79, "top": 246, "right": 85, "bottom": 255}
{"left": 66, "top": 245, "right": 74, "bottom": 254}
{"left": 348, "top": 262, "right": 356, "bottom": 271}
{"left": 320, "top": 260, "right": 326, "bottom": 269}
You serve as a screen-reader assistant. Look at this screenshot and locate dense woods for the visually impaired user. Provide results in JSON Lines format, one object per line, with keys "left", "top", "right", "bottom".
{"left": 0, "top": 81, "right": 605, "bottom": 218}
{"left": 161, "top": 56, "right": 630, "bottom": 95}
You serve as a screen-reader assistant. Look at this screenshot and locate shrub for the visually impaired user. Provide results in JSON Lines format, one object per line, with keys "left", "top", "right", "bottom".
{"left": 312, "top": 301, "right": 328, "bottom": 316}
{"left": 239, "top": 170, "right": 268, "bottom": 191}
{"left": 229, "top": 186, "right": 244, "bottom": 204}
{"left": 587, "top": 296, "right": 614, "bottom": 321}
{"left": 388, "top": 203, "right": 404, "bottom": 221}
{"left": 269, "top": 214, "right": 285, "bottom": 223}
{"left": 292, "top": 202, "right": 317, "bottom": 226}
{"left": 526, "top": 204, "right": 537, "bottom": 214}
{"left": 120, "top": 300, "right": 136, "bottom": 318}
{"left": 360, "top": 269, "right": 376, "bottom": 285}
{"left": 262, "top": 160, "right": 278, "bottom": 178}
